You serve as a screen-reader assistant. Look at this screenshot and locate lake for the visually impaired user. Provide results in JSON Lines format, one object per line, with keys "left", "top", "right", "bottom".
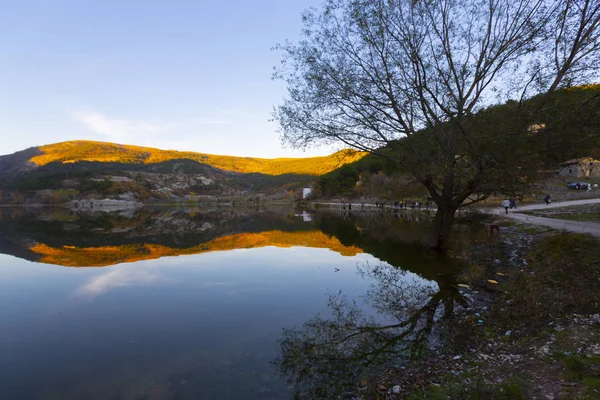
{"left": 0, "top": 207, "right": 469, "bottom": 399}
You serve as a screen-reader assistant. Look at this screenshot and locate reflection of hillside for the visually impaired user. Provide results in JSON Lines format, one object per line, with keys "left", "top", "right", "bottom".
{"left": 30, "top": 230, "right": 362, "bottom": 267}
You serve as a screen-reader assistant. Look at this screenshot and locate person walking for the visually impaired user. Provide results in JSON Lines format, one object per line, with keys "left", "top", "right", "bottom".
{"left": 502, "top": 199, "right": 510, "bottom": 214}
{"left": 544, "top": 194, "right": 551, "bottom": 205}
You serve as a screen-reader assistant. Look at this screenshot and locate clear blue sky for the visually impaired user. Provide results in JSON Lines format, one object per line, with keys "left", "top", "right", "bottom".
{"left": 0, "top": 0, "right": 333, "bottom": 158}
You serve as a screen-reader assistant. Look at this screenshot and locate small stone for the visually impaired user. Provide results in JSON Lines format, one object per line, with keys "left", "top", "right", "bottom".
{"left": 453, "top": 355, "right": 462, "bottom": 360}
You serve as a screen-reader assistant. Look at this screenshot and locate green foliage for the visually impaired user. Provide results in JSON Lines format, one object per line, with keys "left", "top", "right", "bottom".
{"left": 237, "top": 172, "right": 313, "bottom": 192}
{"left": 80, "top": 179, "right": 112, "bottom": 194}
{"left": 317, "top": 164, "right": 360, "bottom": 196}
{"left": 9, "top": 170, "right": 92, "bottom": 192}
{"left": 319, "top": 85, "right": 600, "bottom": 200}
{"left": 316, "top": 152, "right": 400, "bottom": 197}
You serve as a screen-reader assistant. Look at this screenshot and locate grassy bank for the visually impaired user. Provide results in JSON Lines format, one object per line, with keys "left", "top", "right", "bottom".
{"left": 406, "top": 232, "right": 600, "bottom": 399}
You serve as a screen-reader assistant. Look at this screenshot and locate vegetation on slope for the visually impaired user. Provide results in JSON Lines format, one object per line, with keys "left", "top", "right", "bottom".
{"left": 316, "top": 84, "right": 600, "bottom": 199}
{"left": 24, "top": 140, "right": 365, "bottom": 176}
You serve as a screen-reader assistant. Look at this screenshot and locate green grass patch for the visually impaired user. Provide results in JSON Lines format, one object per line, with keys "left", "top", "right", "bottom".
{"left": 406, "top": 378, "right": 526, "bottom": 400}
{"left": 546, "top": 213, "right": 600, "bottom": 222}
{"left": 514, "top": 223, "right": 552, "bottom": 234}
{"left": 555, "top": 353, "right": 600, "bottom": 398}
{"left": 496, "top": 233, "right": 600, "bottom": 331}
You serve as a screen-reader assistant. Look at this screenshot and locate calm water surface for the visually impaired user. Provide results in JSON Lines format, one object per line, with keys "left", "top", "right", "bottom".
{"left": 0, "top": 207, "right": 470, "bottom": 400}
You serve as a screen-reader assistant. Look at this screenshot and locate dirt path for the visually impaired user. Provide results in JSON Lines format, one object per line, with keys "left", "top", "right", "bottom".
{"left": 510, "top": 197, "right": 600, "bottom": 211}
{"left": 490, "top": 198, "right": 600, "bottom": 237}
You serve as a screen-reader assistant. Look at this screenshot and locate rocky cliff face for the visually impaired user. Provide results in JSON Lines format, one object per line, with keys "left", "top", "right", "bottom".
{"left": 0, "top": 160, "right": 311, "bottom": 205}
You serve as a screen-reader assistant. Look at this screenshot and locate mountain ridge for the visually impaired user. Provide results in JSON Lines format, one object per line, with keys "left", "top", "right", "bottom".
{"left": 0, "top": 140, "right": 367, "bottom": 203}
{"left": 1, "top": 140, "right": 365, "bottom": 176}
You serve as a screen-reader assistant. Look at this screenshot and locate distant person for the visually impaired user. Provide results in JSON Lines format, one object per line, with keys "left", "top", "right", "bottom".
{"left": 594, "top": 183, "right": 599, "bottom": 190}
{"left": 544, "top": 194, "right": 551, "bottom": 205}
{"left": 510, "top": 198, "right": 517, "bottom": 209}
{"left": 502, "top": 199, "right": 510, "bottom": 214}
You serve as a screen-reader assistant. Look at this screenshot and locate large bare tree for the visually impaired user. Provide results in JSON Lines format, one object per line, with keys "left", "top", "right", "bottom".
{"left": 274, "top": 0, "right": 600, "bottom": 249}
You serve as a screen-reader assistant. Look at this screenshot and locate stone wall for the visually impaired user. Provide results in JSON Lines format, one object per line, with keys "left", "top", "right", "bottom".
{"left": 558, "top": 159, "right": 600, "bottom": 178}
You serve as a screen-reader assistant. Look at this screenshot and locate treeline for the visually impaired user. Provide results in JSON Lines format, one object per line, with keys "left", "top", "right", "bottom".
{"left": 317, "top": 152, "right": 402, "bottom": 197}
{"left": 316, "top": 84, "right": 600, "bottom": 198}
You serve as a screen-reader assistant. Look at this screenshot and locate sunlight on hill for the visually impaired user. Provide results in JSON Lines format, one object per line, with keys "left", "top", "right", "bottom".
{"left": 29, "top": 230, "right": 363, "bottom": 267}
{"left": 29, "top": 141, "right": 366, "bottom": 176}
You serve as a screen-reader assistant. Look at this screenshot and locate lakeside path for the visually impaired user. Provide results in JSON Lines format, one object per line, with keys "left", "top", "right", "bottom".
{"left": 317, "top": 198, "right": 600, "bottom": 237}
{"left": 489, "top": 198, "right": 600, "bottom": 237}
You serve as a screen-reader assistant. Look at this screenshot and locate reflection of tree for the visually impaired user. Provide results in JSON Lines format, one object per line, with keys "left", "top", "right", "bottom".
{"left": 275, "top": 262, "right": 465, "bottom": 399}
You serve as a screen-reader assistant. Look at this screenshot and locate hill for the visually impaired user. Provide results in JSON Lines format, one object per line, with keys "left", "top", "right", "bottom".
{"left": 0, "top": 140, "right": 366, "bottom": 204}
{"left": 315, "top": 84, "right": 600, "bottom": 200}
{"left": 0, "top": 140, "right": 365, "bottom": 176}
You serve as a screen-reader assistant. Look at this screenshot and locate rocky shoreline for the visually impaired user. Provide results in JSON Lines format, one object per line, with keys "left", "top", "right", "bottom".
{"left": 343, "top": 224, "right": 600, "bottom": 400}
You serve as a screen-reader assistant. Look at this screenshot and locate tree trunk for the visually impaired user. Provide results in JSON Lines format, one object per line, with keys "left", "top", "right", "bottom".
{"left": 429, "top": 205, "right": 457, "bottom": 250}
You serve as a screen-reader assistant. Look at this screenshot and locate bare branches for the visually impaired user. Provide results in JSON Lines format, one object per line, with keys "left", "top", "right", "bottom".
{"left": 274, "top": 0, "right": 600, "bottom": 248}
{"left": 275, "top": 0, "right": 600, "bottom": 150}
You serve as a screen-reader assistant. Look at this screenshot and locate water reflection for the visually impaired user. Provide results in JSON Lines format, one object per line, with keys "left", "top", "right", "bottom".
{"left": 0, "top": 207, "right": 364, "bottom": 267}
{"left": 0, "top": 207, "right": 472, "bottom": 399}
{"left": 76, "top": 267, "right": 166, "bottom": 297}
{"left": 275, "top": 262, "right": 465, "bottom": 399}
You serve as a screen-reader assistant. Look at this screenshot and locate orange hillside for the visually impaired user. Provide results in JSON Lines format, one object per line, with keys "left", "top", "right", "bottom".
{"left": 28, "top": 140, "right": 366, "bottom": 176}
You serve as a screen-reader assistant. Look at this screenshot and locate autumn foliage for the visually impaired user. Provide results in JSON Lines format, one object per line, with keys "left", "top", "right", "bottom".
{"left": 29, "top": 141, "right": 365, "bottom": 176}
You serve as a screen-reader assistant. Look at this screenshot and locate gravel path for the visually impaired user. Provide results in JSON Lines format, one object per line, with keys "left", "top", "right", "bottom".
{"left": 510, "top": 197, "right": 600, "bottom": 211}
{"left": 490, "top": 198, "right": 600, "bottom": 237}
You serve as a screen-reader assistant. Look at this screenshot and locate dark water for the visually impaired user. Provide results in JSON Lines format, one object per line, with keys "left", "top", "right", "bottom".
{"left": 0, "top": 207, "right": 470, "bottom": 400}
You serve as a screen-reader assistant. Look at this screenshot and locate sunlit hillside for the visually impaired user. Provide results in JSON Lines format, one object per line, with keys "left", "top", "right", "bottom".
{"left": 27, "top": 140, "right": 366, "bottom": 176}
{"left": 29, "top": 230, "right": 363, "bottom": 267}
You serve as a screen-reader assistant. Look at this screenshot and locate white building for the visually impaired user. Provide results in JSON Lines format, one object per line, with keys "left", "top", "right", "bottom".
{"left": 302, "top": 187, "right": 312, "bottom": 199}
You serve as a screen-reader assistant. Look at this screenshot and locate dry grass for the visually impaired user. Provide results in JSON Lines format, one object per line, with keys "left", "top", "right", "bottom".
{"left": 29, "top": 140, "right": 366, "bottom": 176}
{"left": 496, "top": 233, "right": 600, "bottom": 330}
